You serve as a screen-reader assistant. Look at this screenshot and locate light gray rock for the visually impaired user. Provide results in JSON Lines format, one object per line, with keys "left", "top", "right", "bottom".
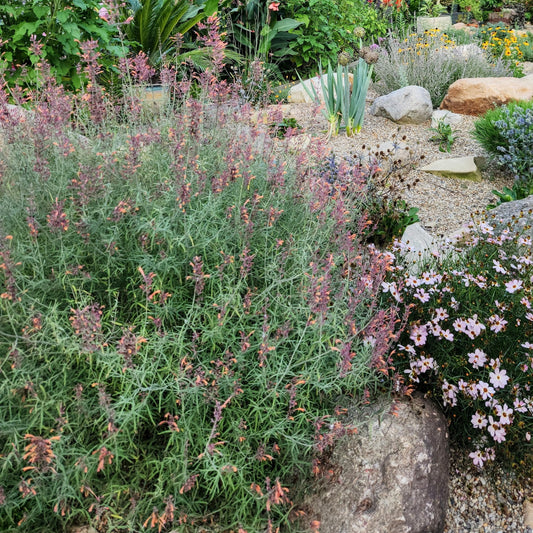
{"left": 486, "top": 194, "right": 533, "bottom": 241}
{"left": 420, "top": 156, "right": 482, "bottom": 182}
{"left": 370, "top": 86, "right": 433, "bottom": 124}
{"left": 522, "top": 61, "right": 533, "bottom": 76}
{"left": 401, "top": 222, "right": 437, "bottom": 272}
{"left": 431, "top": 109, "right": 463, "bottom": 129}
{"left": 306, "top": 394, "right": 449, "bottom": 533}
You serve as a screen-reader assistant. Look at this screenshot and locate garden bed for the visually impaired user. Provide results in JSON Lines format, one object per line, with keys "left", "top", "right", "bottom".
{"left": 276, "top": 91, "right": 514, "bottom": 238}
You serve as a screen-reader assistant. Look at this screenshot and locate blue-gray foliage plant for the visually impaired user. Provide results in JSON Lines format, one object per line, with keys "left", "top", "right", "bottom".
{"left": 493, "top": 104, "right": 533, "bottom": 182}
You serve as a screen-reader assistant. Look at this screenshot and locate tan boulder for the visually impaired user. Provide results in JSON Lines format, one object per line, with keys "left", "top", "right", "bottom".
{"left": 440, "top": 75, "right": 533, "bottom": 115}
{"left": 420, "top": 156, "right": 482, "bottom": 182}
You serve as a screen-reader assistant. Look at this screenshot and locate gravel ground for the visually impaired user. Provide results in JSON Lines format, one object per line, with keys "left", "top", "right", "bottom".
{"left": 445, "top": 445, "right": 533, "bottom": 532}
{"left": 279, "top": 90, "right": 514, "bottom": 239}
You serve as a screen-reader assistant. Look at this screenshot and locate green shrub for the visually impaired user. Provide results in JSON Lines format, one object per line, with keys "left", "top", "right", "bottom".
{"left": 374, "top": 29, "right": 512, "bottom": 107}
{"left": 280, "top": 0, "right": 388, "bottom": 75}
{"left": 0, "top": 0, "right": 126, "bottom": 89}
{"left": 0, "top": 62, "right": 405, "bottom": 531}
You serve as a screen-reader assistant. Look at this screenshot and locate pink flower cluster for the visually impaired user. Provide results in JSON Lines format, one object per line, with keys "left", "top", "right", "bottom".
{"left": 385, "top": 216, "right": 533, "bottom": 466}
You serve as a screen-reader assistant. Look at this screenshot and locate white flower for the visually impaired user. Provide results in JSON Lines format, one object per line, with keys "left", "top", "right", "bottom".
{"left": 489, "top": 368, "right": 509, "bottom": 389}
{"left": 471, "top": 411, "right": 487, "bottom": 429}
{"left": 505, "top": 279, "right": 523, "bottom": 293}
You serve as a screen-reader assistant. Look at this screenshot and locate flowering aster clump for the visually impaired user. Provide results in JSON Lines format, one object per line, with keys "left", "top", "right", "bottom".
{"left": 383, "top": 212, "right": 533, "bottom": 467}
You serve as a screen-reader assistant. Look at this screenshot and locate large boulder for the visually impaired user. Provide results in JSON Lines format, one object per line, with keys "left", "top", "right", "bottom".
{"left": 306, "top": 394, "right": 449, "bottom": 533}
{"left": 370, "top": 86, "right": 433, "bottom": 124}
{"left": 440, "top": 74, "right": 533, "bottom": 116}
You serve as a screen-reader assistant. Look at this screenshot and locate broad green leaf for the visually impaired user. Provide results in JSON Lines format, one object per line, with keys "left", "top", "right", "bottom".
{"left": 13, "top": 22, "right": 40, "bottom": 42}
{"left": 204, "top": 0, "right": 218, "bottom": 16}
{"left": 271, "top": 18, "right": 302, "bottom": 33}
{"left": 56, "top": 11, "right": 71, "bottom": 23}
{"left": 295, "top": 14, "right": 310, "bottom": 27}
{"left": 33, "top": 5, "right": 49, "bottom": 18}
{"left": 60, "top": 23, "right": 81, "bottom": 40}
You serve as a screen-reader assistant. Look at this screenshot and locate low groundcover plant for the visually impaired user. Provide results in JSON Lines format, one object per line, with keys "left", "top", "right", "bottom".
{"left": 0, "top": 46, "right": 406, "bottom": 532}
{"left": 383, "top": 213, "right": 533, "bottom": 468}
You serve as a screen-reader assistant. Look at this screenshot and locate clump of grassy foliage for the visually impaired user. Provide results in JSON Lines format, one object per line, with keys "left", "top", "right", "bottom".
{"left": 0, "top": 30, "right": 406, "bottom": 533}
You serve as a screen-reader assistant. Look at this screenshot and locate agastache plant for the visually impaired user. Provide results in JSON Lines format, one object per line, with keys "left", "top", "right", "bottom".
{"left": 0, "top": 37, "right": 409, "bottom": 533}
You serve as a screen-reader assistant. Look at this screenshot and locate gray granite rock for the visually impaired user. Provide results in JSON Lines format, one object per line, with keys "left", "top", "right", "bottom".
{"left": 370, "top": 86, "right": 433, "bottom": 124}
{"left": 486, "top": 194, "right": 533, "bottom": 241}
{"left": 306, "top": 394, "right": 449, "bottom": 533}
{"left": 431, "top": 109, "right": 463, "bottom": 129}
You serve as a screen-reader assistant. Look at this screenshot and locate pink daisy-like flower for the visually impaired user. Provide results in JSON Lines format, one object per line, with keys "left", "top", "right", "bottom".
{"left": 405, "top": 275, "right": 420, "bottom": 288}
{"left": 488, "top": 314, "right": 507, "bottom": 333}
{"left": 468, "top": 348, "right": 487, "bottom": 369}
{"left": 466, "top": 382, "right": 479, "bottom": 399}
{"left": 505, "top": 279, "right": 523, "bottom": 293}
{"left": 433, "top": 307, "right": 449, "bottom": 322}
{"left": 268, "top": 1, "right": 280, "bottom": 10}
{"left": 414, "top": 288, "right": 430, "bottom": 303}
{"left": 471, "top": 411, "right": 487, "bottom": 429}
{"left": 453, "top": 317, "right": 468, "bottom": 334}
{"left": 489, "top": 367, "right": 509, "bottom": 389}
{"left": 495, "top": 403, "right": 513, "bottom": 425}
{"left": 469, "top": 450, "right": 485, "bottom": 467}
{"left": 478, "top": 221, "right": 494, "bottom": 235}
{"left": 465, "top": 315, "right": 485, "bottom": 339}
{"left": 492, "top": 426, "right": 506, "bottom": 443}
{"left": 492, "top": 259, "right": 507, "bottom": 274}
{"left": 442, "top": 380, "right": 458, "bottom": 407}
{"left": 477, "top": 381, "right": 495, "bottom": 400}
{"left": 409, "top": 324, "right": 427, "bottom": 347}
{"left": 514, "top": 398, "right": 528, "bottom": 413}
{"left": 398, "top": 343, "right": 416, "bottom": 356}
{"left": 419, "top": 356, "right": 435, "bottom": 373}
{"left": 440, "top": 328, "right": 454, "bottom": 341}
{"left": 381, "top": 281, "right": 401, "bottom": 302}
